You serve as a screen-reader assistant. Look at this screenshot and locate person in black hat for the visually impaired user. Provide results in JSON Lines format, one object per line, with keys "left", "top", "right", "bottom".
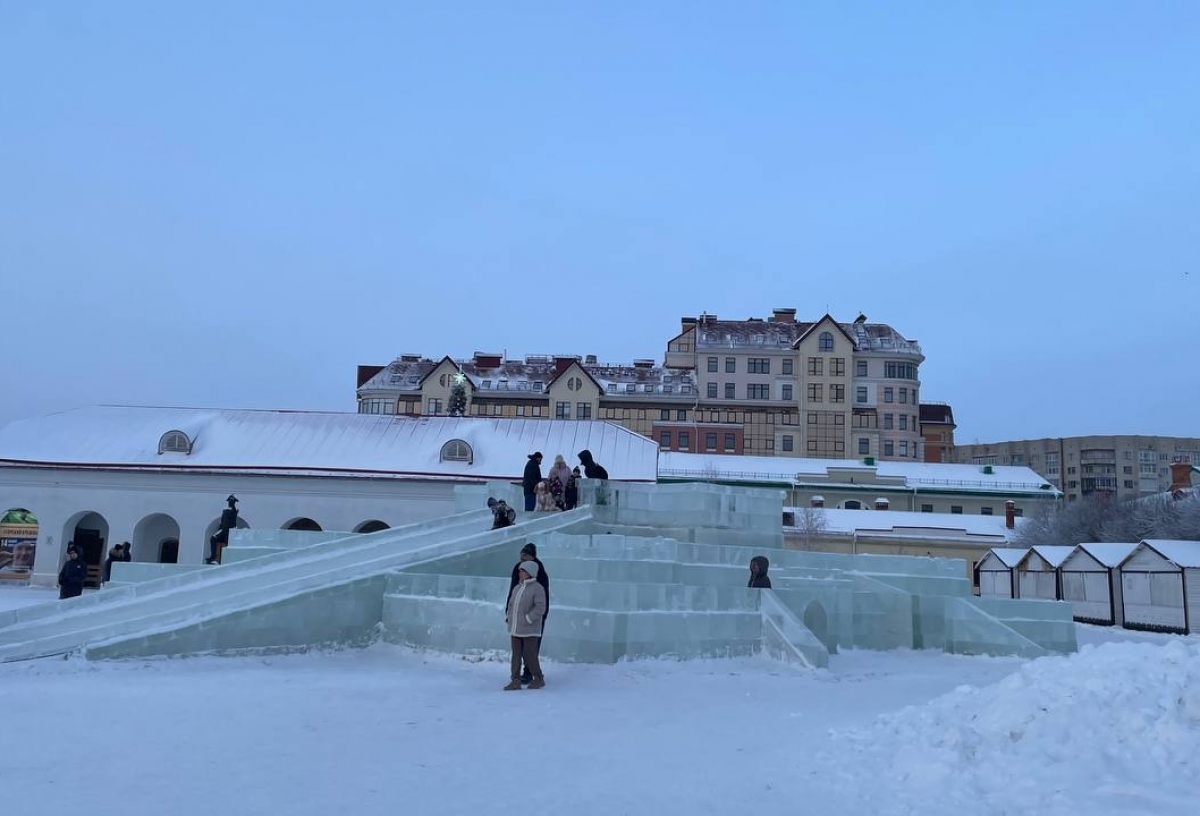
{"left": 507, "top": 542, "right": 550, "bottom": 685}
{"left": 577, "top": 449, "right": 608, "bottom": 480}
{"left": 522, "top": 452, "right": 544, "bottom": 512}
{"left": 58, "top": 543, "right": 88, "bottom": 600}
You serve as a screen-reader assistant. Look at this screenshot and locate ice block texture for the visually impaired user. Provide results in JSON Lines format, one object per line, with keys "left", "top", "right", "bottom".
{"left": 0, "top": 482, "right": 1075, "bottom": 664}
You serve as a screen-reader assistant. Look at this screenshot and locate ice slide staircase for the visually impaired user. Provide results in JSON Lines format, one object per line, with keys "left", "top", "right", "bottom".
{"left": 0, "top": 508, "right": 591, "bottom": 663}
{"left": 381, "top": 530, "right": 1077, "bottom": 664}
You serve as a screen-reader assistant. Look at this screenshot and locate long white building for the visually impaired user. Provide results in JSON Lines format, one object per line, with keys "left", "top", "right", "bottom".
{"left": 0, "top": 407, "right": 658, "bottom": 586}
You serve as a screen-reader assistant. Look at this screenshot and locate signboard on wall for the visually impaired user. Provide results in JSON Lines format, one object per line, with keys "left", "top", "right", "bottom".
{"left": 0, "top": 509, "right": 38, "bottom": 583}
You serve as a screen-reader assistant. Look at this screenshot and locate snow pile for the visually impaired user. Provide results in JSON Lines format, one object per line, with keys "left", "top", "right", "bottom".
{"left": 833, "top": 641, "right": 1200, "bottom": 816}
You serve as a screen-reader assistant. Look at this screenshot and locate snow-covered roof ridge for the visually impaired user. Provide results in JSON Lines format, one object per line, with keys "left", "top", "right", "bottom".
{"left": 663, "top": 452, "right": 1056, "bottom": 495}
{"left": 1028, "top": 545, "right": 1076, "bottom": 568}
{"left": 1073, "top": 542, "right": 1140, "bottom": 568}
{"left": 983, "top": 548, "right": 1030, "bottom": 567}
{"left": 0, "top": 406, "right": 659, "bottom": 483}
{"left": 1140, "top": 539, "right": 1200, "bottom": 568}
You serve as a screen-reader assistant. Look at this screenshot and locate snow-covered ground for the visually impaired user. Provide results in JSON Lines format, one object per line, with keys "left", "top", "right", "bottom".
{"left": 1, "top": 585, "right": 1197, "bottom": 816}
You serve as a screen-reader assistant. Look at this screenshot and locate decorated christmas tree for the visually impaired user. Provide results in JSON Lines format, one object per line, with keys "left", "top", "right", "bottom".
{"left": 448, "top": 372, "right": 468, "bottom": 417}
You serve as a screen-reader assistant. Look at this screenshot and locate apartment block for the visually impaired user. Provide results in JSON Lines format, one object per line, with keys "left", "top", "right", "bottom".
{"left": 357, "top": 308, "right": 930, "bottom": 462}
{"left": 953, "top": 435, "right": 1200, "bottom": 503}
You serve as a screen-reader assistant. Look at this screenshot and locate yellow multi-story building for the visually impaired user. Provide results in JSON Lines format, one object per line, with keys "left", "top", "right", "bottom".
{"left": 356, "top": 308, "right": 928, "bottom": 462}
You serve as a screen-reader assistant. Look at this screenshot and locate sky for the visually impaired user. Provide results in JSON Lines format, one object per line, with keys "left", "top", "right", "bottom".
{"left": 1, "top": 1, "right": 1197, "bottom": 443}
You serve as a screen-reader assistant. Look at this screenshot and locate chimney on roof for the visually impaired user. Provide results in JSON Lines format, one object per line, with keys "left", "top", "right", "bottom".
{"left": 356, "top": 365, "right": 385, "bottom": 388}
{"left": 1005, "top": 500, "right": 1016, "bottom": 530}
{"left": 1169, "top": 461, "right": 1193, "bottom": 494}
{"left": 584, "top": 354, "right": 597, "bottom": 365}
{"left": 874, "top": 497, "right": 889, "bottom": 511}
{"left": 810, "top": 495, "right": 825, "bottom": 508}
{"left": 771, "top": 307, "right": 797, "bottom": 323}
{"left": 553, "top": 356, "right": 579, "bottom": 377}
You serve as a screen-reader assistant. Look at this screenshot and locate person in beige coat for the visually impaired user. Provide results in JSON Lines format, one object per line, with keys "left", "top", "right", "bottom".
{"left": 505, "top": 560, "right": 547, "bottom": 690}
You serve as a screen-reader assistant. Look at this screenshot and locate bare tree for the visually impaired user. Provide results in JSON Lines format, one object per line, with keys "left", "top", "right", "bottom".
{"left": 793, "top": 506, "right": 828, "bottom": 551}
{"left": 1015, "top": 492, "right": 1200, "bottom": 547}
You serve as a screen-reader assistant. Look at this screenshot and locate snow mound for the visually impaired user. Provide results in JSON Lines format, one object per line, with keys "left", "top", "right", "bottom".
{"left": 830, "top": 641, "right": 1200, "bottom": 816}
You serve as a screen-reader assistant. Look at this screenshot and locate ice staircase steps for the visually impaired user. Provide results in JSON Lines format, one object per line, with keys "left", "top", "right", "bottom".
{"left": 382, "top": 573, "right": 816, "bottom": 666}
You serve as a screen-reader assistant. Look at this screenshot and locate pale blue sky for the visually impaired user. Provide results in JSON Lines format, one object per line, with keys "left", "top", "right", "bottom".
{"left": 1, "top": 1, "right": 1197, "bottom": 442}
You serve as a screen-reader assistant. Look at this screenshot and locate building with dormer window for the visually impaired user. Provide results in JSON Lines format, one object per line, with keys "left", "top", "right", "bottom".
{"left": 357, "top": 308, "right": 932, "bottom": 462}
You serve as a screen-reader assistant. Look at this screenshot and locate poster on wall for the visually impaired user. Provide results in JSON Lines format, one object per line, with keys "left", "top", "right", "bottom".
{"left": 0, "top": 509, "right": 38, "bottom": 584}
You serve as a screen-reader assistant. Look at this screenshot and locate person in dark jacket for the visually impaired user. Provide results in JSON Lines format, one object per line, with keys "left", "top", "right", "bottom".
{"left": 563, "top": 468, "right": 580, "bottom": 510}
{"left": 748, "top": 555, "right": 772, "bottom": 589}
{"left": 58, "top": 545, "right": 88, "bottom": 599}
{"left": 522, "top": 452, "right": 544, "bottom": 511}
{"left": 102, "top": 544, "right": 122, "bottom": 584}
{"left": 577, "top": 449, "right": 608, "bottom": 480}
{"left": 119, "top": 542, "right": 133, "bottom": 562}
{"left": 507, "top": 542, "right": 550, "bottom": 684}
{"left": 488, "top": 497, "right": 517, "bottom": 529}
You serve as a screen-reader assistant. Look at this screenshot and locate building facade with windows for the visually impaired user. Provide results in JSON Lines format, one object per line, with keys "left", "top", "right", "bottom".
{"left": 357, "top": 308, "right": 930, "bottom": 462}
{"left": 954, "top": 435, "right": 1200, "bottom": 504}
{"left": 920, "top": 403, "right": 956, "bottom": 463}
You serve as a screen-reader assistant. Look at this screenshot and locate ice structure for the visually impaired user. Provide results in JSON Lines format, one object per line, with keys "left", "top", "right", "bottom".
{"left": 0, "top": 482, "right": 1075, "bottom": 666}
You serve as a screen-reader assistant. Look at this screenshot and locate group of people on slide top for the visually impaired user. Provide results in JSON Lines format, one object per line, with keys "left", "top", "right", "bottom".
{"left": 492, "top": 446, "right": 774, "bottom": 691}
{"left": 522, "top": 449, "right": 609, "bottom": 513}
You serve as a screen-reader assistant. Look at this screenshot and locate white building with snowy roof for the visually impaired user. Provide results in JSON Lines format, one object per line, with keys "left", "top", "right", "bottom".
{"left": 0, "top": 407, "right": 657, "bottom": 586}
{"left": 976, "top": 548, "right": 1029, "bottom": 599}
{"left": 1059, "top": 542, "right": 1140, "bottom": 626}
{"left": 661, "top": 451, "right": 1059, "bottom": 516}
{"left": 784, "top": 506, "right": 1026, "bottom": 585}
{"left": 1119, "top": 539, "right": 1200, "bottom": 634}
{"left": 1015, "top": 545, "right": 1076, "bottom": 601}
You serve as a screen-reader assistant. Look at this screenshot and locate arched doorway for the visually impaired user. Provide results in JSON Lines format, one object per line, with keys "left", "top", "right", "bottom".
{"left": 133, "top": 513, "right": 181, "bottom": 565}
{"left": 283, "top": 518, "right": 322, "bottom": 532}
{"left": 842, "top": 500, "right": 862, "bottom": 510}
{"left": 354, "top": 520, "right": 389, "bottom": 534}
{"left": 62, "top": 511, "right": 110, "bottom": 589}
{"left": 203, "top": 516, "right": 251, "bottom": 561}
{"left": 1, "top": 508, "right": 38, "bottom": 584}
{"left": 803, "top": 600, "right": 831, "bottom": 652}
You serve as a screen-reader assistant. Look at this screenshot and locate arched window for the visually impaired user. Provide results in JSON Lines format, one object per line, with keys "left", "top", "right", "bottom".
{"left": 158, "top": 430, "right": 192, "bottom": 454}
{"left": 818, "top": 331, "right": 834, "bottom": 352}
{"left": 440, "top": 438, "right": 473, "bottom": 464}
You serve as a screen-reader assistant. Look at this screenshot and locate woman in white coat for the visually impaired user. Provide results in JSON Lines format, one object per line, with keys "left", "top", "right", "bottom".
{"left": 505, "top": 560, "right": 547, "bottom": 690}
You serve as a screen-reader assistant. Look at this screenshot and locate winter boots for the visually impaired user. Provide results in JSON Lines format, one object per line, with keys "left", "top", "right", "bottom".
{"left": 527, "top": 676, "right": 546, "bottom": 690}
{"left": 503, "top": 678, "right": 522, "bottom": 691}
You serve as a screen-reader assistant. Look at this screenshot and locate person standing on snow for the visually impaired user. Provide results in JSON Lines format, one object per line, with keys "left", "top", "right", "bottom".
{"left": 507, "top": 543, "right": 550, "bottom": 684}
{"left": 505, "top": 559, "right": 547, "bottom": 690}
{"left": 522, "top": 452, "right": 544, "bottom": 512}
{"left": 58, "top": 544, "right": 88, "bottom": 599}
